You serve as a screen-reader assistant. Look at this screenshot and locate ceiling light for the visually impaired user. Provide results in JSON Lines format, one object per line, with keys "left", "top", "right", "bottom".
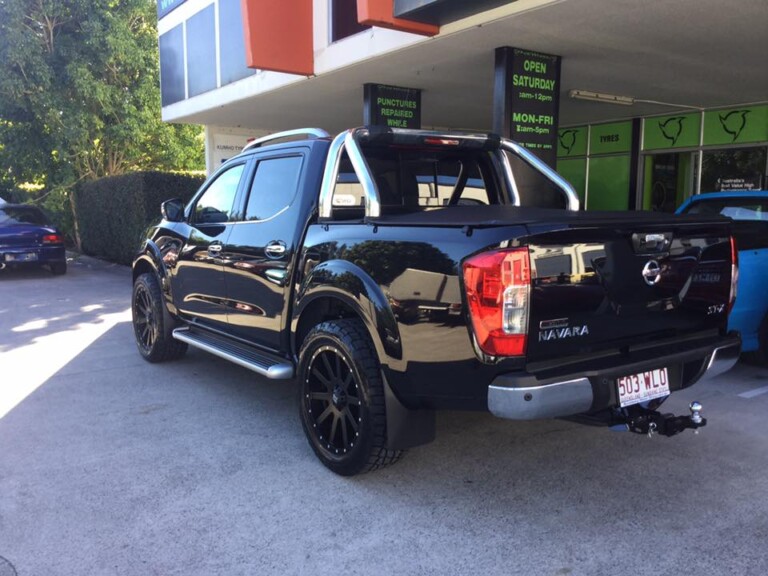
{"left": 569, "top": 89, "right": 635, "bottom": 106}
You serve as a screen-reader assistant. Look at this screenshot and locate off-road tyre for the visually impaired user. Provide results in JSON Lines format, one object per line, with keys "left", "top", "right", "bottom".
{"left": 298, "top": 319, "right": 403, "bottom": 476}
{"left": 132, "top": 272, "right": 187, "bottom": 363}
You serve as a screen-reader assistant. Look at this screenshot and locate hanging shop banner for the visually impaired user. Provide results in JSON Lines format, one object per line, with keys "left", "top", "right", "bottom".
{"left": 157, "top": 0, "right": 187, "bottom": 18}
{"left": 643, "top": 112, "right": 701, "bottom": 150}
{"left": 557, "top": 126, "right": 587, "bottom": 157}
{"left": 589, "top": 121, "right": 633, "bottom": 155}
{"left": 493, "top": 46, "right": 561, "bottom": 167}
{"left": 364, "top": 84, "right": 422, "bottom": 129}
{"left": 703, "top": 105, "right": 768, "bottom": 146}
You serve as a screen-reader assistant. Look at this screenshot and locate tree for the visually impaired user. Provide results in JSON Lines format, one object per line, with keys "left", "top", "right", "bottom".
{"left": 0, "top": 0, "right": 204, "bottom": 242}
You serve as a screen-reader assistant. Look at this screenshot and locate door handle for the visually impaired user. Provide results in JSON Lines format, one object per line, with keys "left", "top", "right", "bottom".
{"left": 265, "top": 269, "right": 288, "bottom": 285}
{"left": 265, "top": 242, "right": 287, "bottom": 259}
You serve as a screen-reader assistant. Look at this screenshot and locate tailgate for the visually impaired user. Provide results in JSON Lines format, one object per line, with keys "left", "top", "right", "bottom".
{"left": 524, "top": 217, "right": 734, "bottom": 364}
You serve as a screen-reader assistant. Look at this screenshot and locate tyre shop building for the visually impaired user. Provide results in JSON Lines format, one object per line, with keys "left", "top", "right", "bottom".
{"left": 157, "top": 0, "right": 768, "bottom": 211}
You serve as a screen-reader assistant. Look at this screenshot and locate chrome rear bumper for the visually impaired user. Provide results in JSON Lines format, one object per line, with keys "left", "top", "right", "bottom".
{"left": 488, "top": 338, "right": 741, "bottom": 420}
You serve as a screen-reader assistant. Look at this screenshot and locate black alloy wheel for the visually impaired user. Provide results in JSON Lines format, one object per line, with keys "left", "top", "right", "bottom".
{"left": 298, "top": 319, "right": 402, "bottom": 476}
{"left": 132, "top": 272, "right": 187, "bottom": 362}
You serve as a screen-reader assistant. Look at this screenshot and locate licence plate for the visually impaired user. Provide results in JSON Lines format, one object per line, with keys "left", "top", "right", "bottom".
{"left": 617, "top": 368, "right": 670, "bottom": 407}
{"left": 5, "top": 252, "right": 38, "bottom": 262}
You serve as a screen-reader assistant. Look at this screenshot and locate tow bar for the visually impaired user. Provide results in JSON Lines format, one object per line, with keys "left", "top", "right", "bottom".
{"left": 624, "top": 401, "right": 706, "bottom": 438}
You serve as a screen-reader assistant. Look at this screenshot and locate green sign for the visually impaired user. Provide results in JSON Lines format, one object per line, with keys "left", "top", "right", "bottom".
{"left": 509, "top": 47, "right": 561, "bottom": 167}
{"left": 556, "top": 158, "right": 587, "bottom": 203}
{"left": 364, "top": 83, "right": 421, "bottom": 129}
{"left": 493, "top": 47, "right": 561, "bottom": 168}
{"left": 643, "top": 112, "right": 701, "bottom": 150}
{"left": 703, "top": 105, "right": 768, "bottom": 146}
{"left": 590, "top": 121, "right": 632, "bottom": 155}
{"left": 557, "top": 126, "right": 587, "bottom": 157}
{"left": 587, "top": 155, "right": 631, "bottom": 210}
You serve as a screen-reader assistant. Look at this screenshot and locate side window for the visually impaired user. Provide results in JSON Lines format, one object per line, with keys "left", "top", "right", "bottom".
{"left": 194, "top": 164, "right": 245, "bottom": 224}
{"left": 245, "top": 156, "right": 303, "bottom": 221}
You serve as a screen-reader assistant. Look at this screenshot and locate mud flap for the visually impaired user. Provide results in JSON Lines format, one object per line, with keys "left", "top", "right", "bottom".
{"left": 383, "top": 375, "right": 436, "bottom": 450}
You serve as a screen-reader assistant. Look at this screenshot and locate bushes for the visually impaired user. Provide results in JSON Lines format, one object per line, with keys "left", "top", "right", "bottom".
{"left": 75, "top": 171, "right": 204, "bottom": 265}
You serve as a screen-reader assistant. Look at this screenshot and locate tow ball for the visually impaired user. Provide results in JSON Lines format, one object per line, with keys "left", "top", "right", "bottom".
{"left": 626, "top": 402, "right": 706, "bottom": 438}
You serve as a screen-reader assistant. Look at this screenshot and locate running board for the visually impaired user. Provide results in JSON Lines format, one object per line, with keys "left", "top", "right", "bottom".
{"left": 172, "top": 327, "right": 294, "bottom": 379}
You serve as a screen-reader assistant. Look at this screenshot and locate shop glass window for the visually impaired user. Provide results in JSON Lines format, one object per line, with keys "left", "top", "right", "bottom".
{"left": 331, "top": 0, "right": 370, "bottom": 42}
{"left": 701, "top": 146, "right": 767, "bottom": 192}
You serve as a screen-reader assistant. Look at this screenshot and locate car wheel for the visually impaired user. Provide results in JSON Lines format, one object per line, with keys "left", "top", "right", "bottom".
{"left": 50, "top": 261, "right": 67, "bottom": 275}
{"left": 132, "top": 272, "right": 187, "bottom": 362}
{"left": 298, "top": 319, "right": 402, "bottom": 476}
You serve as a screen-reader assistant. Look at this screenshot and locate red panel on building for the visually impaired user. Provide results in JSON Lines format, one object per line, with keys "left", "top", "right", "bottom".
{"left": 241, "top": 0, "right": 314, "bottom": 76}
{"left": 357, "top": 0, "right": 439, "bottom": 36}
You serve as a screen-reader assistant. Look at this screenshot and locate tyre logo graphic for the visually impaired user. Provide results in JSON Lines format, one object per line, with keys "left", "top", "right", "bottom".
{"left": 642, "top": 260, "right": 662, "bottom": 286}
{"left": 659, "top": 117, "right": 686, "bottom": 146}
{"left": 719, "top": 110, "right": 750, "bottom": 142}
{"left": 558, "top": 129, "right": 579, "bottom": 154}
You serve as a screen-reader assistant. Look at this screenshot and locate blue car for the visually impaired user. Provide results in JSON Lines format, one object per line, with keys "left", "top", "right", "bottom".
{"left": 677, "top": 191, "right": 768, "bottom": 363}
{"left": 0, "top": 203, "right": 67, "bottom": 275}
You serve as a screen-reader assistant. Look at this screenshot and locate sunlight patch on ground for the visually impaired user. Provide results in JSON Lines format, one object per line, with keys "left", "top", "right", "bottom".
{"left": 11, "top": 319, "right": 49, "bottom": 332}
{"left": 0, "top": 308, "right": 132, "bottom": 419}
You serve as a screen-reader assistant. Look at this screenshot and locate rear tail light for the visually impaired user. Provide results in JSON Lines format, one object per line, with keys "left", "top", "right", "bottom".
{"left": 729, "top": 235, "right": 738, "bottom": 313}
{"left": 42, "top": 233, "right": 64, "bottom": 244}
{"left": 462, "top": 247, "right": 531, "bottom": 356}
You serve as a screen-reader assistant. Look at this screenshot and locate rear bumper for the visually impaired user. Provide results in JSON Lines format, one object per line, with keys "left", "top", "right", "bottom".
{"left": 488, "top": 335, "right": 741, "bottom": 420}
{"left": 1, "top": 245, "right": 65, "bottom": 266}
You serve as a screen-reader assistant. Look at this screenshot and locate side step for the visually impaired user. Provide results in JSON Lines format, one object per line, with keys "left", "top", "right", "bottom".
{"left": 172, "top": 327, "right": 294, "bottom": 379}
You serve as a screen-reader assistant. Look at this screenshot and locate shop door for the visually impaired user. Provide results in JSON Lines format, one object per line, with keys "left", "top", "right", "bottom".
{"left": 642, "top": 153, "right": 694, "bottom": 212}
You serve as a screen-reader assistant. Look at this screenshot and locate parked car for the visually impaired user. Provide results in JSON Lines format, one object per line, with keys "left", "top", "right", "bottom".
{"left": 677, "top": 191, "right": 768, "bottom": 363}
{"left": 0, "top": 204, "right": 67, "bottom": 275}
{"left": 132, "top": 126, "right": 739, "bottom": 475}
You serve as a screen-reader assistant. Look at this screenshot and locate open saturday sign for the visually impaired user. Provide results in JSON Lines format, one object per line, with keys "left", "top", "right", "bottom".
{"left": 494, "top": 46, "right": 560, "bottom": 166}
{"left": 507, "top": 48, "right": 561, "bottom": 167}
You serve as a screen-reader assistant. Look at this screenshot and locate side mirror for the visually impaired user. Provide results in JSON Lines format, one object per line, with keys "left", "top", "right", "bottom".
{"left": 161, "top": 198, "right": 185, "bottom": 222}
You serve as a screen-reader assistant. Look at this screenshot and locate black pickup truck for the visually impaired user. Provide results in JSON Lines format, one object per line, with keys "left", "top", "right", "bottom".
{"left": 132, "top": 126, "right": 740, "bottom": 475}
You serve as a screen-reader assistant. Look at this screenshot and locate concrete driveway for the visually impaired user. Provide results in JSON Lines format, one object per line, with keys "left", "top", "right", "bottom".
{"left": 1, "top": 256, "right": 768, "bottom": 576}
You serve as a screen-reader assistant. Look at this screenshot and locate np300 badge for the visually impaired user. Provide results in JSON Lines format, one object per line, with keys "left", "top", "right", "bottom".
{"left": 642, "top": 260, "right": 662, "bottom": 286}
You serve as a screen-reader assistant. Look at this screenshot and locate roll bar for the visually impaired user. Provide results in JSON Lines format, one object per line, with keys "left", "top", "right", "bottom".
{"left": 500, "top": 139, "right": 580, "bottom": 211}
{"left": 317, "top": 127, "right": 580, "bottom": 220}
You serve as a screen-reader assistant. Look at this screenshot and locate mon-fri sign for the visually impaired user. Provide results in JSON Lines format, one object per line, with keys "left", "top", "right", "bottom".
{"left": 494, "top": 47, "right": 561, "bottom": 167}
{"left": 364, "top": 84, "right": 422, "bottom": 129}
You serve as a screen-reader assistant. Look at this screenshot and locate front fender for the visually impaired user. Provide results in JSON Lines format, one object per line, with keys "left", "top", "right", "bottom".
{"left": 133, "top": 239, "right": 167, "bottom": 282}
{"left": 294, "top": 259, "right": 403, "bottom": 362}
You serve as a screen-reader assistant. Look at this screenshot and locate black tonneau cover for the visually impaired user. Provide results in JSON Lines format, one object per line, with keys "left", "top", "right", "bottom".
{"left": 366, "top": 204, "right": 731, "bottom": 230}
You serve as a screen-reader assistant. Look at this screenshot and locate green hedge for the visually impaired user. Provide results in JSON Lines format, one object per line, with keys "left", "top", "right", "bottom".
{"left": 75, "top": 171, "right": 205, "bottom": 266}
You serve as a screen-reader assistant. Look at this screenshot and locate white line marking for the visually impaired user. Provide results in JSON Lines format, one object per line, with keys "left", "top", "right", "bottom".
{"left": 739, "top": 385, "right": 768, "bottom": 399}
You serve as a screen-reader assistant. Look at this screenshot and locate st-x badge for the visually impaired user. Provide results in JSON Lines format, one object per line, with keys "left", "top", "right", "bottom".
{"left": 642, "top": 260, "right": 662, "bottom": 286}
